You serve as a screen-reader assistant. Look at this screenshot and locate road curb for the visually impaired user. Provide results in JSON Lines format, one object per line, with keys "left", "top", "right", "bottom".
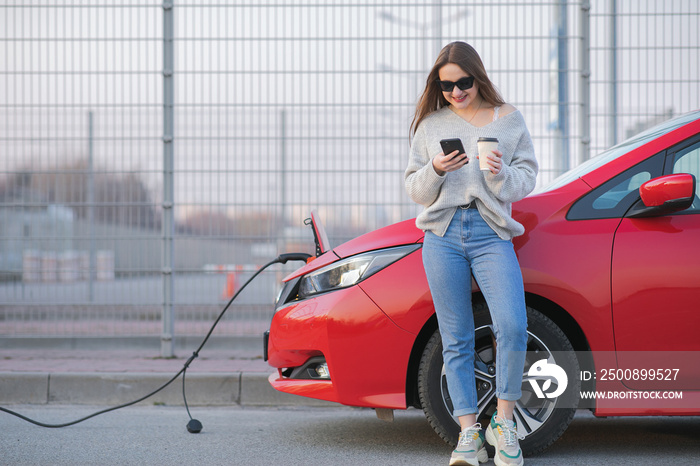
{"left": 0, "top": 371, "right": 336, "bottom": 408}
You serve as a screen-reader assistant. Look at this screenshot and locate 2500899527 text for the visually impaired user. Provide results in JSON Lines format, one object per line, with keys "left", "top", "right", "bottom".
{"left": 580, "top": 369, "right": 680, "bottom": 382}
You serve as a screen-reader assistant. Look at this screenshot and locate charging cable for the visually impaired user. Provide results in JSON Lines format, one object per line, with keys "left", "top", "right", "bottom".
{"left": 0, "top": 252, "right": 312, "bottom": 433}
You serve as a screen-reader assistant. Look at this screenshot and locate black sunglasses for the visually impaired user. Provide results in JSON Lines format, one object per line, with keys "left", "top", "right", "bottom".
{"left": 436, "top": 76, "right": 475, "bottom": 92}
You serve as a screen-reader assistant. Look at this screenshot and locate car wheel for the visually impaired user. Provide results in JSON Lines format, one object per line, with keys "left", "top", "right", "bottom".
{"left": 417, "top": 302, "right": 580, "bottom": 456}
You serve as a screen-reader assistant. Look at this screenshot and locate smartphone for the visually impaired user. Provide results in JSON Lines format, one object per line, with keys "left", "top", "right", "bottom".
{"left": 440, "top": 138, "right": 467, "bottom": 162}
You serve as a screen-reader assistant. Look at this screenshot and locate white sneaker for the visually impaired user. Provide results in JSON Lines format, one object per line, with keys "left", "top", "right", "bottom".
{"left": 485, "top": 413, "right": 525, "bottom": 466}
{"left": 449, "top": 423, "right": 488, "bottom": 466}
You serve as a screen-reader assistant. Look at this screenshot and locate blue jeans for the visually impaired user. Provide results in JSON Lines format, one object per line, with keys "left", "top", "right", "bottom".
{"left": 422, "top": 207, "right": 528, "bottom": 417}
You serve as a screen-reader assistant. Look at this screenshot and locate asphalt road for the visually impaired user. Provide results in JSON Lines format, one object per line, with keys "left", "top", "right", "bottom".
{"left": 1, "top": 406, "right": 698, "bottom": 465}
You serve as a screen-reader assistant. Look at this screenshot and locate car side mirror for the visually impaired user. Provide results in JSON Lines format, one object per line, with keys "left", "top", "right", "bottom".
{"left": 626, "top": 173, "right": 696, "bottom": 218}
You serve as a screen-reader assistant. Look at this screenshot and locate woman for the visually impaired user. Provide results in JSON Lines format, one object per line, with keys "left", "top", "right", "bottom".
{"left": 405, "top": 41, "right": 538, "bottom": 466}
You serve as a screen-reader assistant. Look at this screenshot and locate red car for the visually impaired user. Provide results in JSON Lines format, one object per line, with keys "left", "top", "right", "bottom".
{"left": 265, "top": 110, "right": 700, "bottom": 454}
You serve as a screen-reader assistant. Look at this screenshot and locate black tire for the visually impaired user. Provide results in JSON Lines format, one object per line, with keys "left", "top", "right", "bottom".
{"left": 417, "top": 302, "right": 580, "bottom": 456}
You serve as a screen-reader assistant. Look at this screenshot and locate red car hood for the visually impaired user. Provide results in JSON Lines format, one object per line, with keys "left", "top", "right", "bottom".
{"left": 284, "top": 219, "right": 424, "bottom": 281}
{"left": 332, "top": 218, "right": 424, "bottom": 257}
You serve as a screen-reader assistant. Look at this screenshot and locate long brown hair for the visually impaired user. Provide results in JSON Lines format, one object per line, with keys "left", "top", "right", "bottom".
{"left": 410, "top": 42, "right": 505, "bottom": 141}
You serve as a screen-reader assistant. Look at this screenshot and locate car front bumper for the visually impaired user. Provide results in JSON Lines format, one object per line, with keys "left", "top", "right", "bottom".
{"left": 266, "top": 283, "right": 417, "bottom": 409}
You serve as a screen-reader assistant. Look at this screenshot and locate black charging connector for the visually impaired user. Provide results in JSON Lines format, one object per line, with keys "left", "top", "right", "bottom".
{"left": 0, "top": 252, "right": 312, "bottom": 433}
{"left": 276, "top": 253, "right": 312, "bottom": 264}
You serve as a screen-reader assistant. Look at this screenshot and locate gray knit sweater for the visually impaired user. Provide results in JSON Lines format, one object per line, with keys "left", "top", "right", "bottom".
{"left": 405, "top": 106, "right": 538, "bottom": 240}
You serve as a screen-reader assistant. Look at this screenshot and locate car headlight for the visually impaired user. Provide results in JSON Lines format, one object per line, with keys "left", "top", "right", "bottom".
{"left": 298, "top": 244, "right": 421, "bottom": 299}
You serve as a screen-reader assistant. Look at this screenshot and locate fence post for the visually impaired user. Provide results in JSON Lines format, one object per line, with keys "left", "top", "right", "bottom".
{"left": 579, "top": 1, "right": 591, "bottom": 165}
{"left": 558, "top": 0, "right": 570, "bottom": 173}
{"left": 279, "top": 109, "right": 287, "bottom": 227}
{"left": 87, "top": 111, "right": 96, "bottom": 302}
{"left": 609, "top": 0, "right": 618, "bottom": 146}
{"left": 161, "top": 0, "right": 175, "bottom": 357}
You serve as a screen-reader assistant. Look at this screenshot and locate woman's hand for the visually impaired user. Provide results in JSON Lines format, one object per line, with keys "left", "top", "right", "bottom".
{"left": 479, "top": 149, "right": 503, "bottom": 175}
{"left": 432, "top": 150, "right": 468, "bottom": 176}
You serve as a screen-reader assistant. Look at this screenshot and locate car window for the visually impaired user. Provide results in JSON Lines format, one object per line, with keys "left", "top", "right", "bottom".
{"left": 567, "top": 156, "right": 660, "bottom": 220}
{"left": 591, "top": 171, "right": 652, "bottom": 210}
{"left": 671, "top": 140, "right": 700, "bottom": 213}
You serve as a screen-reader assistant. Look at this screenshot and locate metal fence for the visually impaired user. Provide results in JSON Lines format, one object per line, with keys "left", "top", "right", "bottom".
{"left": 1, "top": 1, "right": 699, "bottom": 353}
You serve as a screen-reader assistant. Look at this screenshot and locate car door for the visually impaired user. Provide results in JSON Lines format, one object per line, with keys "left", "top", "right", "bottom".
{"left": 611, "top": 137, "right": 700, "bottom": 390}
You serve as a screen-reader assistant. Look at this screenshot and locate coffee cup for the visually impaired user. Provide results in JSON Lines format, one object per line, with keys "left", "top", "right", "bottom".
{"left": 477, "top": 137, "right": 499, "bottom": 171}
